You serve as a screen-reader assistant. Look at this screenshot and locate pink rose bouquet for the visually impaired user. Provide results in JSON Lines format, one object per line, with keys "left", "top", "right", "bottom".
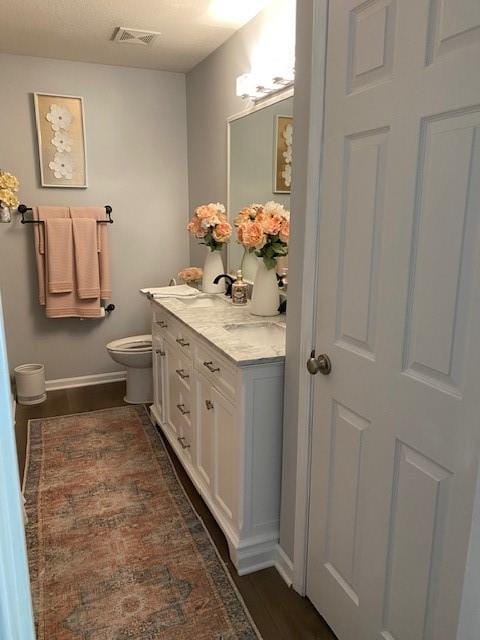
{"left": 236, "top": 201, "right": 290, "bottom": 269}
{"left": 178, "top": 267, "right": 203, "bottom": 283}
{"left": 187, "top": 202, "right": 232, "bottom": 252}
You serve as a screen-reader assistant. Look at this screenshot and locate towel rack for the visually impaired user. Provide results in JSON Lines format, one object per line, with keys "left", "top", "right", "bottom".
{"left": 17, "top": 204, "right": 114, "bottom": 224}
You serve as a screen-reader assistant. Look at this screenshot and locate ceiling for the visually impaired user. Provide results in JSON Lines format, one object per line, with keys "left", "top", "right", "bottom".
{"left": 0, "top": 0, "right": 270, "bottom": 73}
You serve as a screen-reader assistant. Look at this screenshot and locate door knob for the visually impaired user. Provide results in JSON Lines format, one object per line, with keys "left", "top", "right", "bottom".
{"left": 307, "top": 350, "right": 332, "bottom": 375}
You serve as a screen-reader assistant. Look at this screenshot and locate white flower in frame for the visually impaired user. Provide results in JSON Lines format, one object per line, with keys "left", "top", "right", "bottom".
{"left": 282, "top": 163, "right": 292, "bottom": 187}
{"left": 46, "top": 104, "right": 73, "bottom": 131}
{"left": 51, "top": 130, "right": 73, "bottom": 153}
{"left": 283, "top": 146, "right": 292, "bottom": 164}
{"left": 283, "top": 123, "right": 293, "bottom": 146}
{"left": 49, "top": 153, "right": 74, "bottom": 180}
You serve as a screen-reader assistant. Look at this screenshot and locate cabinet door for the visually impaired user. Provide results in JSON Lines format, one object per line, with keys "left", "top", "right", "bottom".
{"left": 212, "top": 386, "right": 238, "bottom": 527}
{"left": 164, "top": 340, "right": 180, "bottom": 437}
{"left": 194, "top": 371, "right": 215, "bottom": 493}
{"left": 165, "top": 340, "right": 193, "bottom": 457}
{"left": 152, "top": 336, "right": 165, "bottom": 424}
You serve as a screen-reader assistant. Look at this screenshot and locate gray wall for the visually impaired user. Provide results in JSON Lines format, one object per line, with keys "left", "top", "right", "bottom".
{"left": 186, "top": 0, "right": 295, "bottom": 267}
{"left": 0, "top": 53, "right": 189, "bottom": 380}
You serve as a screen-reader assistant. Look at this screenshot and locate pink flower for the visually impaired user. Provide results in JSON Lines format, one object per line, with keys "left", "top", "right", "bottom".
{"left": 213, "top": 221, "right": 232, "bottom": 243}
{"left": 238, "top": 221, "right": 266, "bottom": 249}
{"left": 187, "top": 216, "right": 206, "bottom": 238}
{"left": 262, "top": 213, "right": 284, "bottom": 236}
{"left": 178, "top": 266, "right": 203, "bottom": 283}
{"left": 279, "top": 219, "right": 290, "bottom": 243}
{"left": 195, "top": 204, "right": 214, "bottom": 219}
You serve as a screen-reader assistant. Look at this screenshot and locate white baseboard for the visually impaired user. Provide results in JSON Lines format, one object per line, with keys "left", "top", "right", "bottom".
{"left": 274, "top": 544, "right": 294, "bottom": 587}
{"left": 45, "top": 371, "right": 127, "bottom": 391}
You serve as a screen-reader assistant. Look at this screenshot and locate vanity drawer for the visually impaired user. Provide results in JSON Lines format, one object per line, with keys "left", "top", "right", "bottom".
{"left": 167, "top": 318, "right": 194, "bottom": 358}
{"left": 194, "top": 341, "right": 237, "bottom": 403}
{"left": 152, "top": 308, "right": 170, "bottom": 337}
{"left": 168, "top": 343, "right": 193, "bottom": 391}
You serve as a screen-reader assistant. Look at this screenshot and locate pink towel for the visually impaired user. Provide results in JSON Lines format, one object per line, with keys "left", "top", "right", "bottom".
{"left": 44, "top": 219, "right": 74, "bottom": 294}
{"left": 33, "top": 206, "right": 70, "bottom": 304}
{"left": 33, "top": 206, "right": 103, "bottom": 318}
{"left": 71, "top": 219, "right": 100, "bottom": 299}
{"left": 69, "top": 207, "right": 112, "bottom": 299}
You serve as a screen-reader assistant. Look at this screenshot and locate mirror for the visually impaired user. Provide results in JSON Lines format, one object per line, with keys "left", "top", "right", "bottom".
{"left": 228, "top": 94, "right": 293, "bottom": 277}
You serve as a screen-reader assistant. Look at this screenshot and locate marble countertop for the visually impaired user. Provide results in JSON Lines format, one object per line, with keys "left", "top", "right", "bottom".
{"left": 151, "top": 294, "right": 286, "bottom": 367}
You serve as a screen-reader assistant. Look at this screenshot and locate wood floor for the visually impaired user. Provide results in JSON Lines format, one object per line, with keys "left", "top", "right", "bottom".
{"left": 15, "top": 382, "right": 336, "bottom": 640}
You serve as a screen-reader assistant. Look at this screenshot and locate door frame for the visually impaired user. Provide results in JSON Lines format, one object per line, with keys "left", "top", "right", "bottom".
{"left": 286, "top": 0, "right": 329, "bottom": 595}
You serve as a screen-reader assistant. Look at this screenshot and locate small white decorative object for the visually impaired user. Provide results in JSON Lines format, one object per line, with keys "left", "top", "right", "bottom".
{"left": 46, "top": 104, "right": 73, "bottom": 131}
{"left": 0, "top": 205, "right": 12, "bottom": 223}
{"left": 202, "top": 249, "right": 225, "bottom": 294}
{"left": 48, "top": 152, "right": 74, "bottom": 180}
{"left": 51, "top": 130, "right": 73, "bottom": 152}
{"left": 250, "top": 261, "right": 280, "bottom": 317}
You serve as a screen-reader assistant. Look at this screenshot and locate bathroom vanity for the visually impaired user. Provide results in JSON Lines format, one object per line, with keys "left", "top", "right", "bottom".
{"left": 149, "top": 295, "right": 285, "bottom": 575}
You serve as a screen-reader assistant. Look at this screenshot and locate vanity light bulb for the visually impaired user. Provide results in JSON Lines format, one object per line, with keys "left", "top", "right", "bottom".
{"left": 236, "top": 73, "right": 256, "bottom": 99}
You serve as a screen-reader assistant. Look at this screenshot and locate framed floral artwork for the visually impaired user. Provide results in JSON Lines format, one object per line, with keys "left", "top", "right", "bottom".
{"left": 33, "top": 93, "right": 87, "bottom": 188}
{"left": 274, "top": 115, "right": 293, "bottom": 194}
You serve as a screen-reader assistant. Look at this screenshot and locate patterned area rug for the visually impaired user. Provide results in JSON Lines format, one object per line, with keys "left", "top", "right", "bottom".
{"left": 24, "top": 405, "right": 260, "bottom": 639}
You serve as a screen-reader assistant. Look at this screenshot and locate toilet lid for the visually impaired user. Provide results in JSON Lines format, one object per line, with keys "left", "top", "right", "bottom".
{"left": 106, "top": 334, "right": 152, "bottom": 353}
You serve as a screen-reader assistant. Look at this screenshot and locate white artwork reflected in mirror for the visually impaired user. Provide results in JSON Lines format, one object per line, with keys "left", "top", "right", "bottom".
{"left": 228, "top": 95, "right": 293, "bottom": 276}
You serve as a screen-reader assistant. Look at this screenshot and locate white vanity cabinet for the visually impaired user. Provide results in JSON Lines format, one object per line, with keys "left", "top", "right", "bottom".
{"left": 150, "top": 300, "right": 284, "bottom": 575}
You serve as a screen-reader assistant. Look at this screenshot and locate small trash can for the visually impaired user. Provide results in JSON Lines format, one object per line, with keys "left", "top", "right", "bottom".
{"left": 14, "top": 364, "right": 47, "bottom": 405}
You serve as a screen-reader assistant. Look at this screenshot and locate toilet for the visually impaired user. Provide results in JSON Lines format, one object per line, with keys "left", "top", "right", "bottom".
{"left": 106, "top": 334, "right": 153, "bottom": 404}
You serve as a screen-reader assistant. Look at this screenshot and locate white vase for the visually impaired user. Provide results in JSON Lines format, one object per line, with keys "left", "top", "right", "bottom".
{"left": 202, "top": 249, "right": 225, "bottom": 294}
{"left": 250, "top": 261, "right": 280, "bottom": 316}
{"left": 0, "top": 206, "right": 11, "bottom": 223}
{"left": 241, "top": 249, "right": 259, "bottom": 281}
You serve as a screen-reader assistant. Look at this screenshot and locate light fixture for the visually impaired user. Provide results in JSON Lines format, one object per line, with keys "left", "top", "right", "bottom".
{"left": 236, "top": 68, "right": 294, "bottom": 102}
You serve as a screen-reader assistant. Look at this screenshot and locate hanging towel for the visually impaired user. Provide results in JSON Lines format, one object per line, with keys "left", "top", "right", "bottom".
{"left": 69, "top": 207, "right": 112, "bottom": 299}
{"left": 44, "top": 219, "right": 74, "bottom": 294}
{"left": 33, "top": 206, "right": 70, "bottom": 304}
{"left": 33, "top": 206, "right": 103, "bottom": 318}
{"left": 71, "top": 218, "right": 100, "bottom": 299}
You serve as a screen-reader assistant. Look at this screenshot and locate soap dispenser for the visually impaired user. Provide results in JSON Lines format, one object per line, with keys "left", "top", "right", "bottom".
{"left": 231, "top": 270, "right": 248, "bottom": 305}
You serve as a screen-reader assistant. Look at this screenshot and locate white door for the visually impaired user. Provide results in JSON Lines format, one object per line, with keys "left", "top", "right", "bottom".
{"left": 307, "top": 2, "right": 480, "bottom": 639}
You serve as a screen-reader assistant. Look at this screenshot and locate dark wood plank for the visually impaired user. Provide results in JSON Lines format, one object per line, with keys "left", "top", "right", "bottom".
{"left": 15, "top": 383, "right": 337, "bottom": 640}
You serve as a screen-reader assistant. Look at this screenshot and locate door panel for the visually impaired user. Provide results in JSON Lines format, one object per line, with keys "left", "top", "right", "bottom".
{"left": 212, "top": 386, "right": 238, "bottom": 527}
{"left": 306, "top": 1, "right": 480, "bottom": 639}
{"left": 152, "top": 336, "right": 165, "bottom": 424}
{"left": 195, "top": 371, "right": 214, "bottom": 492}
{"left": 335, "top": 128, "right": 388, "bottom": 359}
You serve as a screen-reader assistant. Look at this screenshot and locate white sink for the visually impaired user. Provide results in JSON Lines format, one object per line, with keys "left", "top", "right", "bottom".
{"left": 223, "top": 321, "right": 286, "bottom": 343}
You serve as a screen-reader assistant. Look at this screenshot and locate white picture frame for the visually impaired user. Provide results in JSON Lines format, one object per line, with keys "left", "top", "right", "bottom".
{"left": 33, "top": 92, "right": 88, "bottom": 188}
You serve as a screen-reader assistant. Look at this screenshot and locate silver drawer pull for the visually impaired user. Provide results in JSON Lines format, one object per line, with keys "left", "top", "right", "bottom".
{"left": 203, "top": 360, "right": 220, "bottom": 373}
{"left": 156, "top": 320, "right": 168, "bottom": 328}
{"left": 178, "top": 436, "right": 190, "bottom": 449}
{"left": 176, "top": 337, "right": 190, "bottom": 347}
{"left": 155, "top": 349, "right": 166, "bottom": 356}
{"left": 176, "top": 403, "right": 190, "bottom": 416}
{"left": 175, "top": 368, "right": 189, "bottom": 380}
{"left": 205, "top": 400, "right": 214, "bottom": 411}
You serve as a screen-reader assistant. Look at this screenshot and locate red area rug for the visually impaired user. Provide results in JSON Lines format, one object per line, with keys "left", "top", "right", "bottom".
{"left": 24, "top": 405, "right": 260, "bottom": 639}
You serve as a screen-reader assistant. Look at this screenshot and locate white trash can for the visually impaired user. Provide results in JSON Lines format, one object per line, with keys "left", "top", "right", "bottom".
{"left": 14, "top": 364, "right": 47, "bottom": 405}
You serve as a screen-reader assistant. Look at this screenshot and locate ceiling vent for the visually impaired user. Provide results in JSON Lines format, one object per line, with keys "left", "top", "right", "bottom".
{"left": 113, "top": 27, "right": 161, "bottom": 46}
